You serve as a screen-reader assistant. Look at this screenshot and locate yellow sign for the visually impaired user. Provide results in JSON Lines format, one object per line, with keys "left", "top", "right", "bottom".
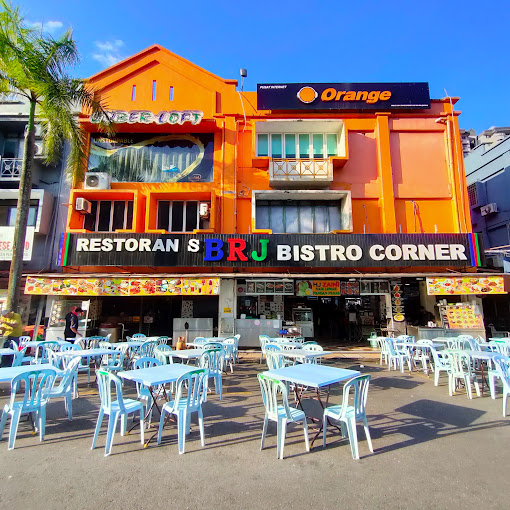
{"left": 223, "top": 307, "right": 232, "bottom": 314}
{"left": 426, "top": 276, "right": 505, "bottom": 295}
{"left": 296, "top": 280, "right": 340, "bottom": 296}
{"left": 25, "top": 277, "right": 220, "bottom": 297}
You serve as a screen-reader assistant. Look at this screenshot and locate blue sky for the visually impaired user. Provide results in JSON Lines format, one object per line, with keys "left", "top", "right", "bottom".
{"left": 16, "top": 0, "right": 510, "bottom": 133}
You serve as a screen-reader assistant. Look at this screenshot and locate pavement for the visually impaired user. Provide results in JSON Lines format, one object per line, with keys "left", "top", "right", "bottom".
{"left": 0, "top": 352, "right": 508, "bottom": 510}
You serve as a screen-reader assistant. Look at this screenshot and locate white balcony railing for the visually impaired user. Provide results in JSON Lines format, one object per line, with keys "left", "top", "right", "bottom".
{"left": 0, "top": 158, "right": 22, "bottom": 180}
{"left": 269, "top": 158, "right": 333, "bottom": 188}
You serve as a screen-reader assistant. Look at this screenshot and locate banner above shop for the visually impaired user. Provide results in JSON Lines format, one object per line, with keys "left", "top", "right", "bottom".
{"left": 257, "top": 82, "right": 430, "bottom": 110}
{"left": 426, "top": 276, "right": 506, "bottom": 295}
{"left": 0, "top": 226, "right": 34, "bottom": 261}
{"left": 60, "top": 233, "right": 480, "bottom": 269}
{"left": 24, "top": 276, "right": 220, "bottom": 297}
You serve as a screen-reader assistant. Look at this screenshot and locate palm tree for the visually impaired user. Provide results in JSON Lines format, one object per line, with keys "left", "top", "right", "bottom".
{"left": 0, "top": 1, "right": 111, "bottom": 313}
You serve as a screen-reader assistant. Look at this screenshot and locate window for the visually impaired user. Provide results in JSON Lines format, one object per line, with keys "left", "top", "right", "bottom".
{"left": 83, "top": 200, "right": 133, "bottom": 232}
{"left": 0, "top": 199, "right": 38, "bottom": 227}
{"left": 256, "top": 200, "right": 343, "bottom": 233}
{"left": 157, "top": 200, "right": 210, "bottom": 232}
{"left": 257, "top": 133, "right": 338, "bottom": 158}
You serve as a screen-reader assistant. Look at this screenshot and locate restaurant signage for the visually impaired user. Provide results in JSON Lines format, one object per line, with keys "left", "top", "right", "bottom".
{"left": 257, "top": 82, "right": 430, "bottom": 110}
{"left": 426, "top": 276, "right": 506, "bottom": 295}
{"left": 89, "top": 110, "right": 204, "bottom": 125}
{"left": 0, "top": 226, "right": 34, "bottom": 261}
{"left": 24, "top": 276, "right": 220, "bottom": 297}
{"left": 296, "top": 280, "right": 341, "bottom": 296}
{"left": 61, "top": 233, "right": 480, "bottom": 268}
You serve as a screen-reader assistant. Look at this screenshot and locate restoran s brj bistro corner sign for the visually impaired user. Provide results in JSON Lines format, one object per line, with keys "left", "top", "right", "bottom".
{"left": 60, "top": 233, "right": 481, "bottom": 268}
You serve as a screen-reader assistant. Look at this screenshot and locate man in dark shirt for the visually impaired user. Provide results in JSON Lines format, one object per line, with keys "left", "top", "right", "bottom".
{"left": 64, "top": 306, "right": 83, "bottom": 341}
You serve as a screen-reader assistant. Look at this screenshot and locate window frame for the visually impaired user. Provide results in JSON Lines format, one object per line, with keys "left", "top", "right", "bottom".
{"left": 156, "top": 200, "right": 202, "bottom": 233}
{"left": 256, "top": 132, "right": 338, "bottom": 159}
{"left": 82, "top": 199, "right": 133, "bottom": 232}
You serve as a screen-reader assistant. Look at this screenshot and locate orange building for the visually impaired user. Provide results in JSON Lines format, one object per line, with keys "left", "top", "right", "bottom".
{"left": 25, "top": 45, "right": 503, "bottom": 344}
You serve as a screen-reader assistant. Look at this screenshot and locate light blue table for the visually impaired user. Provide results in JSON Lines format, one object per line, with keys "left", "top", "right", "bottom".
{"left": 276, "top": 350, "right": 335, "bottom": 362}
{"left": 167, "top": 349, "right": 204, "bottom": 360}
{"left": 24, "top": 340, "right": 71, "bottom": 348}
{"left": 0, "top": 364, "right": 62, "bottom": 383}
{"left": 0, "top": 348, "right": 16, "bottom": 356}
{"left": 263, "top": 364, "right": 361, "bottom": 447}
{"left": 264, "top": 364, "right": 360, "bottom": 388}
{"left": 55, "top": 348, "right": 115, "bottom": 359}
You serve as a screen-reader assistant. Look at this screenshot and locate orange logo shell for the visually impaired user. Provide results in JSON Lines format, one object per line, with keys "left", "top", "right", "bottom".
{"left": 297, "top": 86, "right": 318, "bottom": 104}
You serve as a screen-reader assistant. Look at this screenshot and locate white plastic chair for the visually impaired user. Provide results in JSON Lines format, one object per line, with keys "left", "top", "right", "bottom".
{"left": 444, "top": 350, "right": 480, "bottom": 399}
{"left": 385, "top": 339, "right": 412, "bottom": 373}
{"left": 322, "top": 374, "right": 373, "bottom": 460}
{"left": 429, "top": 344, "right": 451, "bottom": 386}
{"left": 157, "top": 368, "right": 209, "bottom": 454}
{"left": 258, "top": 373, "right": 309, "bottom": 459}
{"left": 199, "top": 349, "right": 223, "bottom": 400}
{"left": 259, "top": 335, "right": 270, "bottom": 363}
{"left": 302, "top": 343, "right": 323, "bottom": 364}
{"left": 223, "top": 337, "right": 236, "bottom": 373}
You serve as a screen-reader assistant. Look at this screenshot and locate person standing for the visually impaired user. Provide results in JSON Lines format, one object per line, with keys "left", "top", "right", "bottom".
{"left": 64, "top": 306, "right": 83, "bottom": 341}
{"left": 0, "top": 309, "right": 23, "bottom": 367}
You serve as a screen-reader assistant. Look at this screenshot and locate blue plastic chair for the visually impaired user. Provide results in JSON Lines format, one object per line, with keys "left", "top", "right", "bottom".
{"left": 98, "top": 342, "right": 124, "bottom": 374}
{"left": 385, "top": 339, "right": 412, "bottom": 373}
{"left": 258, "top": 373, "right": 309, "bottom": 460}
{"left": 322, "top": 374, "right": 374, "bottom": 460}
{"left": 266, "top": 350, "right": 285, "bottom": 371}
{"left": 91, "top": 370, "right": 144, "bottom": 456}
{"left": 223, "top": 337, "right": 236, "bottom": 373}
{"left": 154, "top": 345, "right": 173, "bottom": 365}
{"left": 259, "top": 335, "right": 271, "bottom": 363}
{"left": 157, "top": 336, "right": 169, "bottom": 345}
{"left": 131, "top": 333, "right": 146, "bottom": 339}
{"left": 0, "top": 368, "right": 57, "bottom": 450}
{"left": 42, "top": 357, "right": 81, "bottom": 420}
{"left": 137, "top": 340, "right": 158, "bottom": 359}
{"left": 199, "top": 349, "right": 223, "bottom": 400}
{"left": 11, "top": 347, "right": 28, "bottom": 367}
{"left": 157, "top": 368, "right": 209, "bottom": 454}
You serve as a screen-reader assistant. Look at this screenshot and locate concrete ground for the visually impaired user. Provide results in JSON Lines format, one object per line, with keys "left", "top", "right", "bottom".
{"left": 0, "top": 352, "right": 508, "bottom": 510}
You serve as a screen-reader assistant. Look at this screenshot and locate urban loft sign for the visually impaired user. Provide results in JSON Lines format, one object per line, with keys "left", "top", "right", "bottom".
{"left": 89, "top": 109, "right": 204, "bottom": 125}
{"left": 61, "top": 233, "right": 481, "bottom": 268}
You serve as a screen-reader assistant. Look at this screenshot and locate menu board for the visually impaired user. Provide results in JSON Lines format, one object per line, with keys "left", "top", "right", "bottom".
{"left": 444, "top": 305, "right": 483, "bottom": 329}
{"left": 427, "top": 276, "right": 505, "bottom": 295}
{"left": 245, "top": 280, "right": 294, "bottom": 295}
{"left": 340, "top": 281, "right": 360, "bottom": 295}
{"left": 391, "top": 281, "right": 405, "bottom": 322}
{"left": 296, "top": 280, "right": 341, "bottom": 296}
{"left": 25, "top": 276, "right": 220, "bottom": 296}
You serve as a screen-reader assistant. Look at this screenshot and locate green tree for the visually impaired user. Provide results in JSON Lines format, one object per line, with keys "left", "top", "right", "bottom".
{"left": 0, "top": 1, "right": 111, "bottom": 313}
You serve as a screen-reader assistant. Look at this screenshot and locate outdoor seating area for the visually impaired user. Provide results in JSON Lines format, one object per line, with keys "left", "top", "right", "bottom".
{"left": 1, "top": 331, "right": 508, "bottom": 464}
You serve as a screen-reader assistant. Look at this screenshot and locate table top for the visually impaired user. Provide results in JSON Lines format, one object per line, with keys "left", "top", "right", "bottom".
{"left": 395, "top": 342, "right": 443, "bottom": 348}
{"left": 118, "top": 364, "right": 199, "bottom": 386}
{"left": 0, "top": 364, "right": 62, "bottom": 383}
{"left": 117, "top": 341, "right": 145, "bottom": 348}
{"left": 167, "top": 349, "right": 204, "bottom": 359}
{"left": 263, "top": 364, "right": 360, "bottom": 388}
{"left": 54, "top": 348, "right": 115, "bottom": 358}
{"left": 0, "top": 348, "right": 16, "bottom": 356}
{"left": 24, "top": 340, "right": 71, "bottom": 348}
{"left": 276, "top": 350, "right": 335, "bottom": 359}
{"left": 462, "top": 350, "right": 504, "bottom": 360}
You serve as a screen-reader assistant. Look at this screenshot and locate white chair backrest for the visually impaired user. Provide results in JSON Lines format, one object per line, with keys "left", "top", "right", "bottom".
{"left": 258, "top": 374, "right": 294, "bottom": 421}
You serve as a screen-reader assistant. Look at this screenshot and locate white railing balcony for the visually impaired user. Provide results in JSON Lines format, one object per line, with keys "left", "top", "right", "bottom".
{"left": 0, "top": 158, "right": 22, "bottom": 180}
{"left": 269, "top": 158, "right": 333, "bottom": 189}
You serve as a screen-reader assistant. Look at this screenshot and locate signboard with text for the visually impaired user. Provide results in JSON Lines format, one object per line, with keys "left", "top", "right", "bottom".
{"left": 257, "top": 82, "right": 430, "bottom": 110}
{"left": 0, "top": 227, "right": 34, "bottom": 261}
{"left": 61, "top": 233, "right": 480, "bottom": 269}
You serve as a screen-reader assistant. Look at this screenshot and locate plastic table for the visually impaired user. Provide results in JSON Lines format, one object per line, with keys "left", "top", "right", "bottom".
{"left": 263, "top": 364, "right": 360, "bottom": 447}
{"left": 54, "top": 348, "right": 116, "bottom": 359}
{"left": 0, "top": 364, "right": 62, "bottom": 383}
{"left": 0, "top": 348, "right": 16, "bottom": 356}
{"left": 24, "top": 340, "right": 71, "bottom": 348}
{"left": 166, "top": 349, "right": 205, "bottom": 360}
{"left": 276, "top": 350, "right": 336, "bottom": 363}
{"left": 118, "top": 364, "right": 199, "bottom": 445}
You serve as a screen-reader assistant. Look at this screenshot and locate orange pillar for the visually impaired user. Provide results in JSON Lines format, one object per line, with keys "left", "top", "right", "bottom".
{"left": 375, "top": 113, "right": 397, "bottom": 233}
{"left": 221, "top": 116, "right": 237, "bottom": 234}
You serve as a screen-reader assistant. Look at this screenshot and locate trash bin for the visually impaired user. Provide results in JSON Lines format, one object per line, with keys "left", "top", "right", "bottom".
{"left": 99, "top": 324, "right": 120, "bottom": 343}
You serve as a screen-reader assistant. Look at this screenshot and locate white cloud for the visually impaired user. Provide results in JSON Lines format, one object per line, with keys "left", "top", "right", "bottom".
{"left": 92, "top": 40, "right": 126, "bottom": 68}
{"left": 27, "top": 20, "right": 64, "bottom": 34}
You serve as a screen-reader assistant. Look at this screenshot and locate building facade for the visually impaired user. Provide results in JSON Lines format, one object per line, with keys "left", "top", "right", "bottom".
{"left": 0, "top": 93, "right": 68, "bottom": 331}
{"left": 24, "top": 45, "right": 504, "bottom": 344}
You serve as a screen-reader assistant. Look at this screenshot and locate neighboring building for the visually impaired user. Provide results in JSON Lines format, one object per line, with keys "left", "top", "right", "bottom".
{"left": 460, "top": 128, "right": 477, "bottom": 156}
{"left": 23, "top": 45, "right": 505, "bottom": 344}
{"left": 0, "top": 93, "right": 68, "bottom": 329}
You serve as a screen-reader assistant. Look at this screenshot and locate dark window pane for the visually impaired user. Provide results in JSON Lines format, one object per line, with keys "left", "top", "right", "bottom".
{"left": 157, "top": 201, "right": 170, "bottom": 230}
{"left": 112, "top": 201, "right": 126, "bottom": 231}
{"left": 84, "top": 201, "right": 98, "bottom": 230}
{"left": 97, "top": 201, "right": 112, "bottom": 231}
{"left": 185, "top": 201, "right": 198, "bottom": 231}
{"left": 171, "top": 201, "right": 184, "bottom": 231}
{"left": 126, "top": 201, "right": 133, "bottom": 229}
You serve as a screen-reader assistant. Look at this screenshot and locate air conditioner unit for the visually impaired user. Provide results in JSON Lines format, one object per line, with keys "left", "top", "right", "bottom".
{"left": 34, "top": 141, "right": 45, "bottom": 157}
{"left": 480, "top": 203, "right": 498, "bottom": 216}
{"left": 75, "top": 197, "right": 92, "bottom": 214}
{"left": 84, "top": 172, "right": 110, "bottom": 190}
{"left": 24, "top": 124, "right": 43, "bottom": 138}
{"left": 199, "top": 202, "right": 210, "bottom": 218}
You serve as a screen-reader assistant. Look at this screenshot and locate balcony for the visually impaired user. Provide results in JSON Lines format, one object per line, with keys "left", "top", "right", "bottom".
{"left": 0, "top": 158, "right": 22, "bottom": 180}
{"left": 269, "top": 158, "right": 333, "bottom": 189}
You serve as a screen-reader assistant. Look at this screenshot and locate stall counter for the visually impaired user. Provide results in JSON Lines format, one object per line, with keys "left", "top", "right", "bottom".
{"left": 235, "top": 319, "right": 283, "bottom": 347}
